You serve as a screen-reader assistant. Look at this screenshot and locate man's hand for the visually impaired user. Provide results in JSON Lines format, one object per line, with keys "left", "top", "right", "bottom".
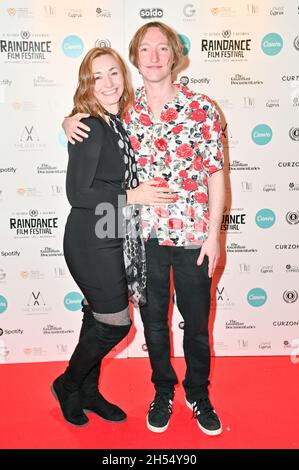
{"left": 127, "top": 181, "right": 176, "bottom": 205}
{"left": 62, "top": 113, "right": 91, "bottom": 144}
{"left": 196, "top": 235, "right": 220, "bottom": 278}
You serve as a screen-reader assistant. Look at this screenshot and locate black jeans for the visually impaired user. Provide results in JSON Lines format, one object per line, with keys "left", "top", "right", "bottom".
{"left": 140, "top": 238, "right": 212, "bottom": 399}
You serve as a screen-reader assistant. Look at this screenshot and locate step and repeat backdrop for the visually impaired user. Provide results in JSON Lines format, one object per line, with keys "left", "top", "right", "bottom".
{"left": 0, "top": 0, "right": 298, "bottom": 363}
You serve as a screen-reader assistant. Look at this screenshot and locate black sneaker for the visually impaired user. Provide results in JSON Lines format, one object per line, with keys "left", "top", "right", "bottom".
{"left": 186, "top": 396, "right": 222, "bottom": 436}
{"left": 146, "top": 392, "right": 173, "bottom": 433}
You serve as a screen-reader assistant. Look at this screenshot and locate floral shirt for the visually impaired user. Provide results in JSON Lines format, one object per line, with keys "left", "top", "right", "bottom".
{"left": 123, "top": 83, "right": 224, "bottom": 247}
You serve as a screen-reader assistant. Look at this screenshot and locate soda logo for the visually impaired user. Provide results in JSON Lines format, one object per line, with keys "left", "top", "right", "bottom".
{"left": 140, "top": 8, "right": 163, "bottom": 18}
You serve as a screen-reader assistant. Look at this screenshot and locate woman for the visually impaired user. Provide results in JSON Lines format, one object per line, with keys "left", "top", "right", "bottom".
{"left": 51, "top": 47, "right": 175, "bottom": 426}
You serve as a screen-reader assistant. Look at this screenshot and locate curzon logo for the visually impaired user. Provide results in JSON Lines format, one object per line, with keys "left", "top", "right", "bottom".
{"left": 261, "top": 33, "right": 283, "bottom": 55}
{"left": 255, "top": 209, "right": 276, "bottom": 229}
{"left": 247, "top": 288, "right": 267, "bottom": 307}
{"left": 140, "top": 8, "right": 163, "bottom": 18}
{"left": 62, "top": 35, "right": 84, "bottom": 58}
{"left": 0, "top": 295, "right": 8, "bottom": 314}
{"left": 64, "top": 292, "right": 83, "bottom": 311}
{"left": 251, "top": 124, "right": 272, "bottom": 145}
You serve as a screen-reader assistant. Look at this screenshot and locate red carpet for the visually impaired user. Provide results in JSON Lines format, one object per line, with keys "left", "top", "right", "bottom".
{"left": 0, "top": 357, "right": 298, "bottom": 449}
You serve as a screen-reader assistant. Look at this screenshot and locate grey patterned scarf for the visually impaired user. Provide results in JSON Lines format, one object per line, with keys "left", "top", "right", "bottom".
{"left": 106, "top": 111, "right": 147, "bottom": 307}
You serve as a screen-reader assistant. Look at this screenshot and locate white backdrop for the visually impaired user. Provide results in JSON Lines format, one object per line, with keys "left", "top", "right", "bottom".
{"left": 0, "top": 0, "right": 298, "bottom": 364}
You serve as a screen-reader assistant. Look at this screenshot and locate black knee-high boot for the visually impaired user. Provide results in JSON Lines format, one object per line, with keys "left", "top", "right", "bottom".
{"left": 51, "top": 319, "right": 131, "bottom": 426}
{"left": 78, "top": 303, "right": 128, "bottom": 422}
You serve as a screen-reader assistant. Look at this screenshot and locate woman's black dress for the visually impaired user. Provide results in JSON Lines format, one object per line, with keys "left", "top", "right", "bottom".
{"left": 63, "top": 116, "right": 138, "bottom": 313}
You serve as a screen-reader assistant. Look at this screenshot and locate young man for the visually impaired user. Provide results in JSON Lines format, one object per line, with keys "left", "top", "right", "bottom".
{"left": 63, "top": 22, "right": 225, "bottom": 436}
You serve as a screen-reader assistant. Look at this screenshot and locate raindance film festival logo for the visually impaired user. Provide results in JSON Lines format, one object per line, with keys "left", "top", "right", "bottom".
{"left": 221, "top": 208, "right": 246, "bottom": 233}
{"left": 201, "top": 29, "right": 252, "bottom": 62}
{"left": 0, "top": 31, "right": 52, "bottom": 63}
{"left": 9, "top": 209, "right": 58, "bottom": 239}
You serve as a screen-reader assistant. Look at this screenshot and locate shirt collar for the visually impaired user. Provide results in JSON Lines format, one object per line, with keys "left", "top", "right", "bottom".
{"left": 135, "top": 82, "right": 194, "bottom": 112}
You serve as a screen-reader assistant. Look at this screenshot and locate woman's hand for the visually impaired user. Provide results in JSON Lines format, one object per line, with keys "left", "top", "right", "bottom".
{"left": 127, "top": 181, "right": 177, "bottom": 205}
{"left": 62, "top": 113, "right": 91, "bottom": 144}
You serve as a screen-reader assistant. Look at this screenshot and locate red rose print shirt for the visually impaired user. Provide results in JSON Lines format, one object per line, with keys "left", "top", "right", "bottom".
{"left": 123, "top": 83, "right": 224, "bottom": 247}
